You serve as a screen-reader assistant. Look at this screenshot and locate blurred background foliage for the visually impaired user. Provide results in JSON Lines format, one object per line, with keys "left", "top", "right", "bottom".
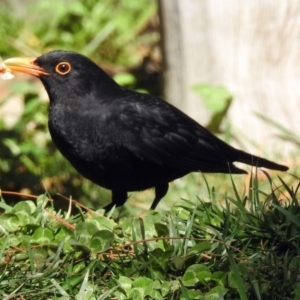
{"left": 0, "top": 0, "right": 162, "bottom": 210}
{"left": 0, "top": 0, "right": 159, "bottom": 66}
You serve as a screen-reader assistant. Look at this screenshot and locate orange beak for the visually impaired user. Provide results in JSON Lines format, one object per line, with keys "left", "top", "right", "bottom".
{"left": 2, "top": 57, "right": 48, "bottom": 77}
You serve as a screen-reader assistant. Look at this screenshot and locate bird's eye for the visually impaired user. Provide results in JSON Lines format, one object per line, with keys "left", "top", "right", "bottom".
{"left": 55, "top": 62, "right": 71, "bottom": 75}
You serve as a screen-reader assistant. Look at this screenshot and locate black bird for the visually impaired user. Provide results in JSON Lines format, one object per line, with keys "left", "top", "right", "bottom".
{"left": 3, "top": 51, "right": 288, "bottom": 211}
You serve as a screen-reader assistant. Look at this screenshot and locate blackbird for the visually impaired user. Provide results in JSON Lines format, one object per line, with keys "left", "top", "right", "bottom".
{"left": 3, "top": 51, "right": 288, "bottom": 211}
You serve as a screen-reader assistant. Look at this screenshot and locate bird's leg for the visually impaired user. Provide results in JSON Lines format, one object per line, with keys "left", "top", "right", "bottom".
{"left": 103, "top": 190, "right": 127, "bottom": 212}
{"left": 150, "top": 183, "right": 169, "bottom": 210}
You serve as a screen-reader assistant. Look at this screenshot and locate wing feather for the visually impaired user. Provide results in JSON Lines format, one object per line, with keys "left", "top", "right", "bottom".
{"left": 113, "top": 94, "right": 239, "bottom": 173}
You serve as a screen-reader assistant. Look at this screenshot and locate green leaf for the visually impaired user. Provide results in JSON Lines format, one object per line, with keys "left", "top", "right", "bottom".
{"left": 187, "top": 289, "right": 204, "bottom": 299}
{"left": 129, "top": 278, "right": 163, "bottom": 300}
{"left": 161, "top": 281, "right": 170, "bottom": 296}
{"left": 147, "top": 289, "right": 163, "bottom": 300}
{"left": 31, "top": 227, "right": 54, "bottom": 244}
{"left": 154, "top": 223, "right": 169, "bottom": 237}
{"left": 13, "top": 200, "right": 36, "bottom": 215}
{"left": 0, "top": 213, "right": 20, "bottom": 232}
{"left": 88, "top": 215, "right": 116, "bottom": 231}
{"left": 129, "top": 288, "right": 145, "bottom": 300}
{"left": 74, "top": 222, "right": 99, "bottom": 246}
{"left": 182, "top": 264, "right": 211, "bottom": 286}
{"left": 11, "top": 202, "right": 35, "bottom": 227}
{"left": 113, "top": 73, "right": 136, "bottom": 86}
{"left": 19, "top": 235, "right": 31, "bottom": 246}
{"left": 197, "top": 271, "right": 212, "bottom": 284}
{"left": 114, "top": 291, "right": 127, "bottom": 300}
{"left": 192, "top": 84, "right": 232, "bottom": 113}
{"left": 145, "top": 280, "right": 163, "bottom": 299}
{"left": 90, "top": 230, "right": 114, "bottom": 252}
{"left": 8, "top": 235, "right": 23, "bottom": 247}
{"left": 172, "top": 256, "right": 185, "bottom": 270}
{"left": 72, "top": 262, "right": 86, "bottom": 274}
{"left": 211, "top": 271, "right": 226, "bottom": 285}
{"left": 132, "top": 277, "right": 153, "bottom": 288}
{"left": 205, "top": 286, "right": 228, "bottom": 300}
{"left": 14, "top": 212, "right": 35, "bottom": 227}
{"left": 182, "top": 270, "right": 199, "bottom": 286}
{"left": 119, "top": 276, "right": 132, "bottom": 296}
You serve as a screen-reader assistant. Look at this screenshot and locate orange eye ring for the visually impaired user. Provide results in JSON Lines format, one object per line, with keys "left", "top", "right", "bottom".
{"left": 55, "top": 62, "right": 71, "bottom": 75}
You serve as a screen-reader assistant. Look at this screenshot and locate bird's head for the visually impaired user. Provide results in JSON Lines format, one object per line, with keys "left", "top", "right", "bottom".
{"left": 3, "top": 50, "right": 121, "bottom": 104}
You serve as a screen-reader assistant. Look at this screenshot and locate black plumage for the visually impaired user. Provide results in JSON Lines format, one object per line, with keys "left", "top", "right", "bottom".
{"left": 3, "top": 51, "right": 288, "bottom": 211}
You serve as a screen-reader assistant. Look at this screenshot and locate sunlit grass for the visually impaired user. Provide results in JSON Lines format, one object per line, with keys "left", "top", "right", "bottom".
{"left": 1, "top": 171, "right": 300, "bottom": 299}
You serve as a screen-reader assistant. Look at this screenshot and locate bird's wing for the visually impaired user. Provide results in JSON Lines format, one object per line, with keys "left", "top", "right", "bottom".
{"left": 114, "top": 94, "right": 236, "bottom": 173}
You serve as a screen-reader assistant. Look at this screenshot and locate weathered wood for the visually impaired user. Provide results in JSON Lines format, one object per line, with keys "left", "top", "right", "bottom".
{"left": 159, "top": 0, "right": 300, "bottom": 156}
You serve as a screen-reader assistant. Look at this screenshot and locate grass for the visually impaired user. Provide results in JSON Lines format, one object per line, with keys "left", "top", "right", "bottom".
{"left": 1, "top": 170, "right": 300, "bottom": 300}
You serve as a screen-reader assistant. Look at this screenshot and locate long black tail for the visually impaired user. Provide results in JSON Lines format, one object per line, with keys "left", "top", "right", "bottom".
{"left": 236, "top": 149, "right": 288, "bottom": 171}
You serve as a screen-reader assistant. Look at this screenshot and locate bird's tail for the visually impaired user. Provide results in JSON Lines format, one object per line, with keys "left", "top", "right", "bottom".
{"left": 236, "top": 149, "right": 288, "bottom": 172}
